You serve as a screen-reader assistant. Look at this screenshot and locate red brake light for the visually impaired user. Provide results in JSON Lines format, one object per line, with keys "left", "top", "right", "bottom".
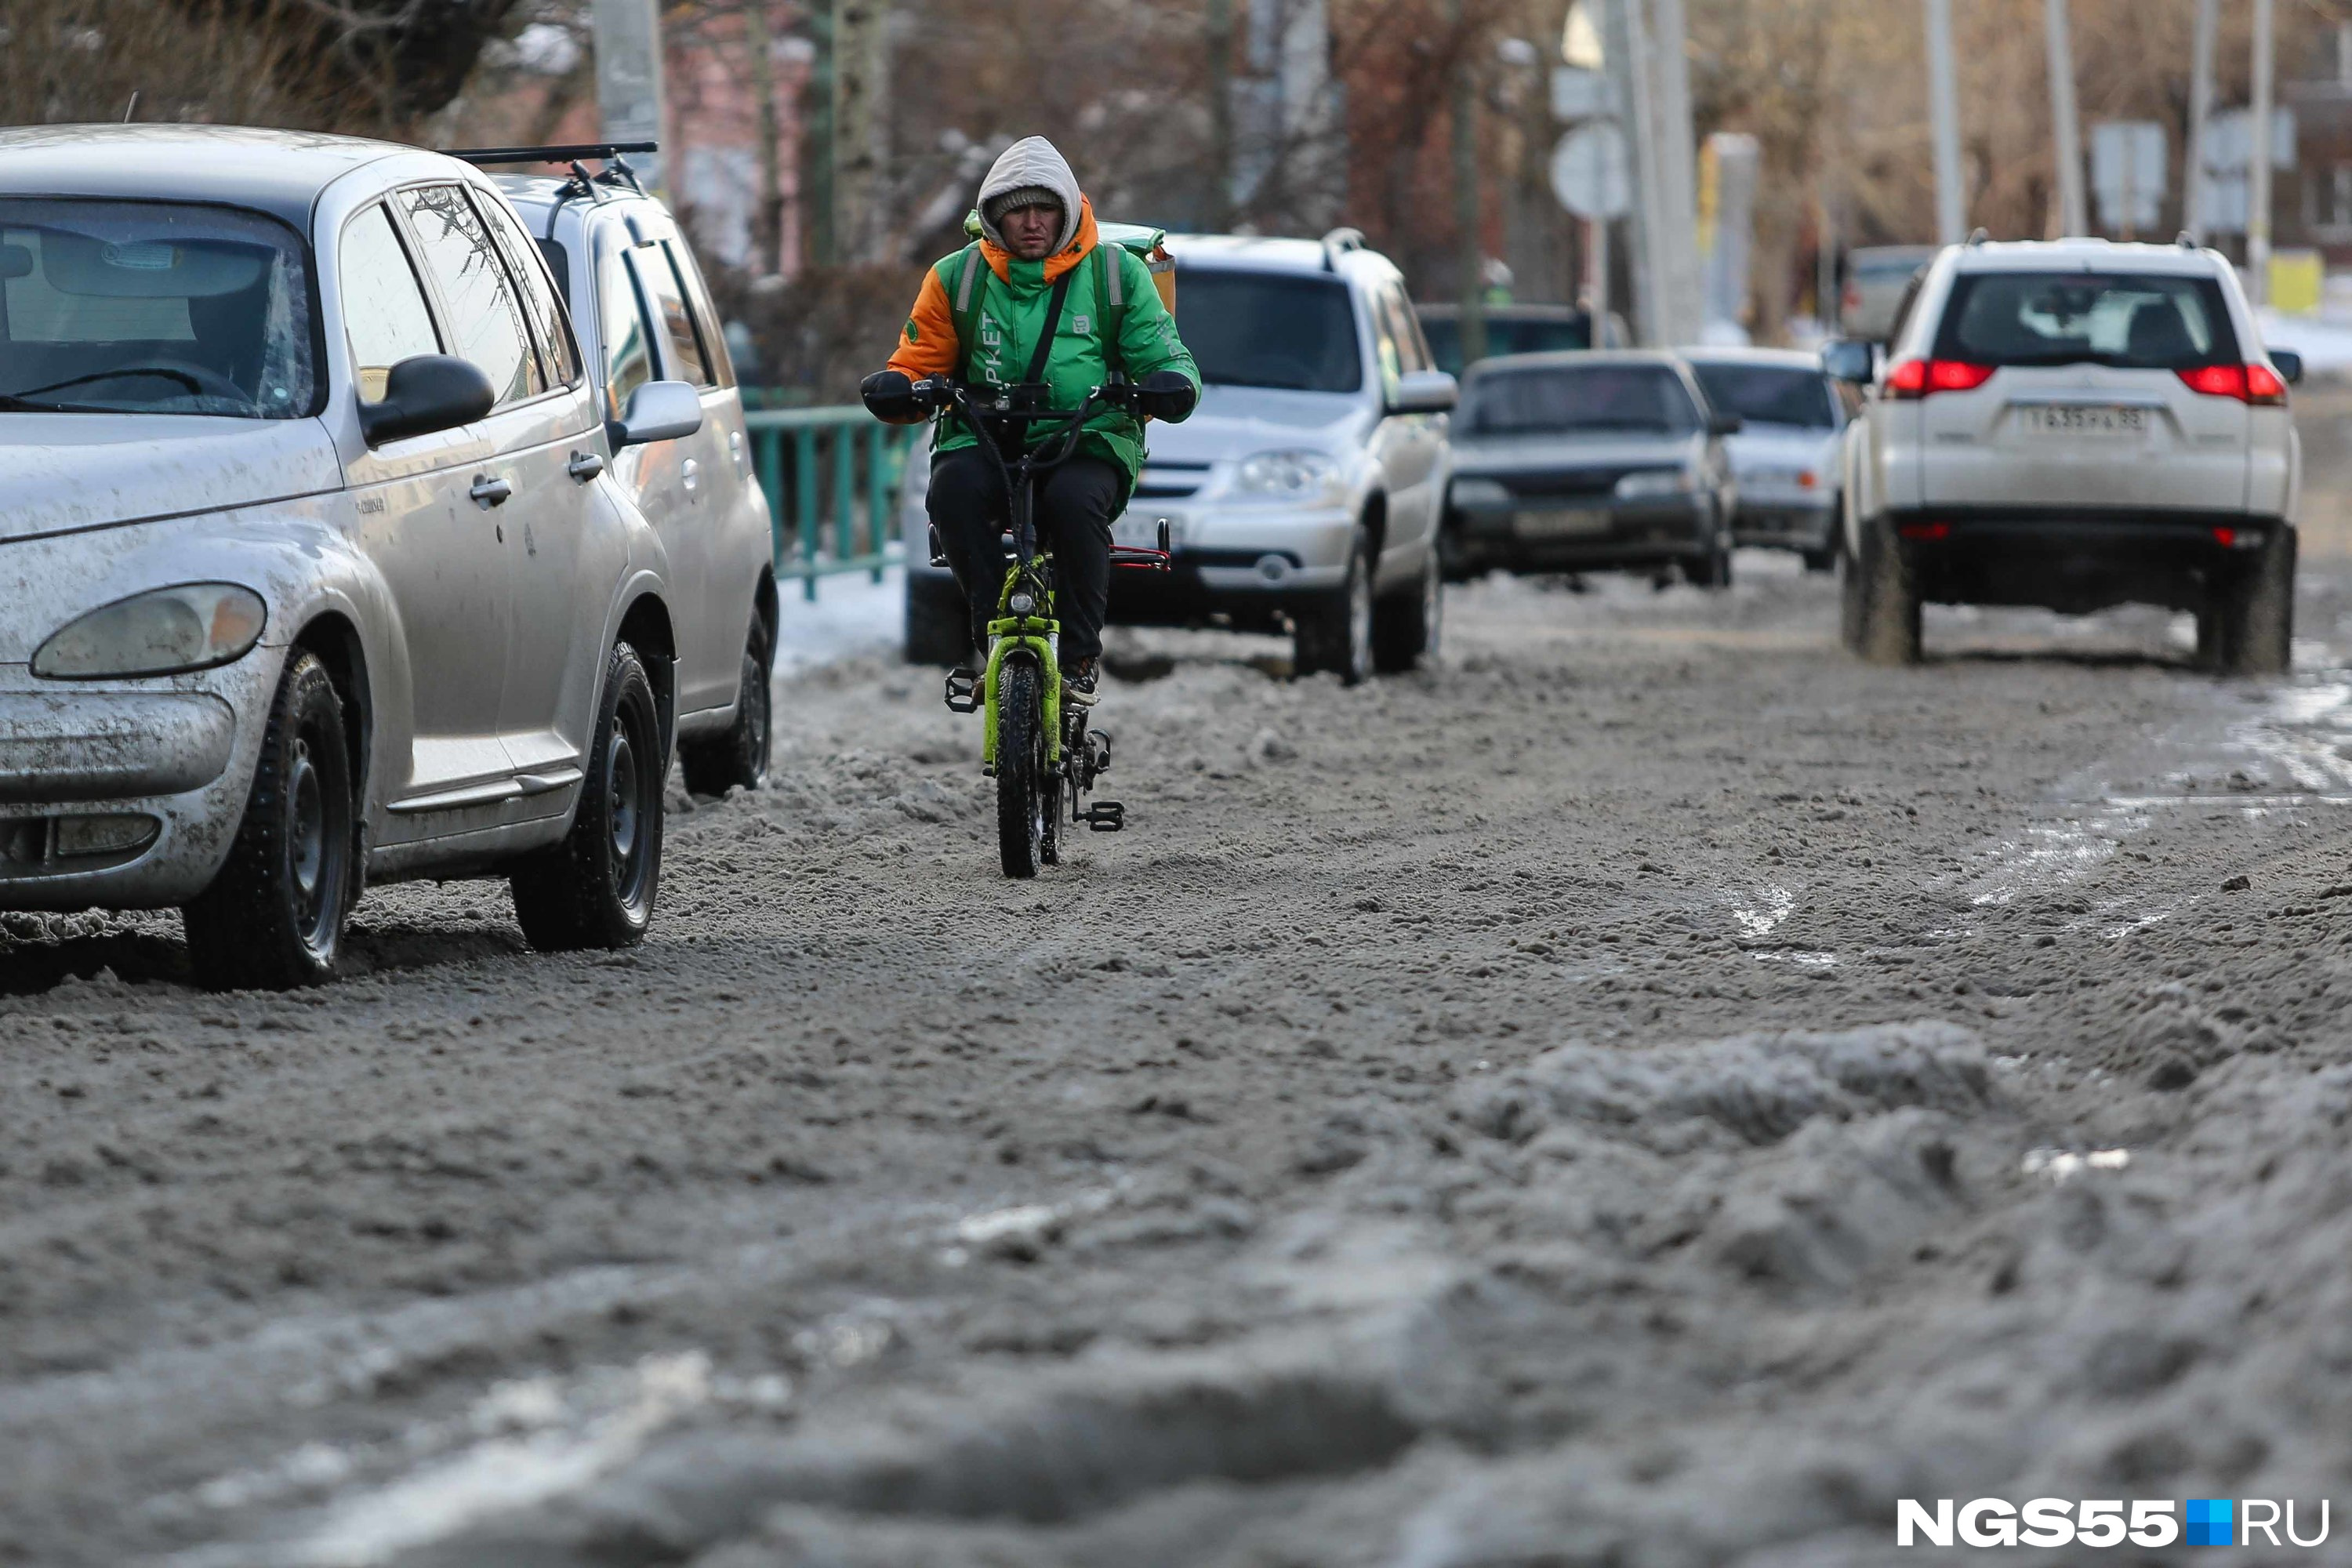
{"left": 1886, "top": 359, "right": 1994, "bottom": 399}
{"left": 2177, "top": 363, "right": 2288, "bottom": 405}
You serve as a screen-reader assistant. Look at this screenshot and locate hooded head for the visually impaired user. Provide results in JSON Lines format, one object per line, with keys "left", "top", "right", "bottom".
{"left": 975, "top": 136, "right": 1083, "bottom": 258}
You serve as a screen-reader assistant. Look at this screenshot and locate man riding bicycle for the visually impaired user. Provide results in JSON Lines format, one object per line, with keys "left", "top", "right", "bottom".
{"left": 861, "top": 136, "right": 1200, "bottom": 706}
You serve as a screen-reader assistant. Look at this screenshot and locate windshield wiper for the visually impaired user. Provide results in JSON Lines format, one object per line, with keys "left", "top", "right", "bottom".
{"left": 0, "top": 392, "right": 130, "bottom": 414}
{"left": 12, "top": 366, "right": 209, "bottom": 399}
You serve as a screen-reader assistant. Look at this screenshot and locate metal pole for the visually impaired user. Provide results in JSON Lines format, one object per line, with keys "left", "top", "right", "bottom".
{"left": 1603, "top": 0, "right": 1664, "bottom": 345}
{"left": 1450, "top": 0, "right": 1486, "bottom": 365}
{"left": 1925, "top": 0, "right": 1965, "bottom": 244}
{"left": 2250, "top": 0, "right": 2276, "bottom": 306}
{"left": 590, "top": 0, "right": 668, "bottom": 195}
{"left": 1586, "top": 217, "right": 1610, "bottom": 344}
{"left": 2045, "top": 0, "right": 2086, "bottom": 236}
{"left": 1650, "top": 0, "right": 1701, "bottom": 343}
{"left": 1207, "top": 0, "right": 1235, "bottom": 230}
{"left": 2184, "top": 0, "right": 2218, "bottom": 245}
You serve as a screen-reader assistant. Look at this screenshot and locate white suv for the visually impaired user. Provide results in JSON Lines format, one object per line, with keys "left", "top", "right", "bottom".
{"left": 1827, "top": 238, "right": 2302, "bottom": 673}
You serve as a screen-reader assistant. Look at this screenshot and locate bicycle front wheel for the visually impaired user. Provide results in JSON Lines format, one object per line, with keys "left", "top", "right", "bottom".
{"left": 996, "top": 659, "right": 1047, "bottom": 879}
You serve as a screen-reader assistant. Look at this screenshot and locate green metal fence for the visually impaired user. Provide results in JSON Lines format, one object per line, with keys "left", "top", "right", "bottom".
{"left": 742, "top": 405, "right": 918, "bottom": 600}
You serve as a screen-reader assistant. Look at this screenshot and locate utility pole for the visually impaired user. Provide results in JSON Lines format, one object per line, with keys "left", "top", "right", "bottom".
{"left": 1450, "top": 0, "right": 1486, "bottom": 365}
{"left": 1206, "top": 0, "right": 1234, "bottom": 230}
{"left": 1924, "top": 0, "right": 1964, "bottom": 244}
{"left": 2250, "top": 0, "right": 2276, "bottom": 305}
{"left": 2185, "top": 0, "right": 2217, "bottom": 245}
{"left": 2045, "top": 0, "right": 2086, "bottom": 235}
{"left": 1649, "top": 0, "right": 1700, "bottom": 343}
{"left": 1602, "top": 0, "right": 1661, "bottom": 345}
{"left": 742, "top": 0, "right": 784, "bottom": 277}
{"left": 591, "top": 0, "right": 668, "bottom": 194}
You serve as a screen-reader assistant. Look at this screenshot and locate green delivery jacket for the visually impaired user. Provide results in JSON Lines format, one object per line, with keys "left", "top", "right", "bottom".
{"left": 884, "top": 199, "right": 1199, "bottom": 498}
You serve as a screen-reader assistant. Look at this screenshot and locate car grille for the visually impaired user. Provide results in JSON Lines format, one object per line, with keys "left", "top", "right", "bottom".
{"left": 1501, "top": 468, "right": 1633, "bottom": 499}
{"left": 1136, "top": 461, "right": 1210, "bottom": 499}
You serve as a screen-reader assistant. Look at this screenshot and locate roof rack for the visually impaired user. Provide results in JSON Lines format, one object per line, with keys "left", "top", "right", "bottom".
{"left": 445, "top": 141, "right": 659, "bottom": 167}
{"left": 1966, "top": 227, "right": 1990, "bottom": 246}
{"left": 1320, "top": 227, "right": 1366, "bottom": 272}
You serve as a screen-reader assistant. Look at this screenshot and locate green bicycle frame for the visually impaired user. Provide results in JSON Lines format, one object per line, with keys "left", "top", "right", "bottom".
{"left": 980, "top": 560, "right": 1062, "bottom": 768}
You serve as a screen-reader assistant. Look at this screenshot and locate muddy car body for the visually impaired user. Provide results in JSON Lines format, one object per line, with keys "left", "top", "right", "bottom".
{"left": 0, "top": 125, "right": 710, "bottom": 985}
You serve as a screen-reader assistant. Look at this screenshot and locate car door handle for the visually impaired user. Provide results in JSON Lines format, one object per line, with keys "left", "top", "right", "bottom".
{"left": 728, "top": 429, "right": 746, "bottom": 467}
{"left": 681, "top": 457, "right": 700, "bottom": 492}
{"left": 470, "top": 474, "right": 513, "bottom": 508}
{"left": 567, "top": 450, "right": 605, "bottom": 482}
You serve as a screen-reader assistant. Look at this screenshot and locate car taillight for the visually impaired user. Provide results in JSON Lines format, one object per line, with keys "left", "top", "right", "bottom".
{"left": 1886, "top": 359, "right": 1994, "bottom": 399}
{"left": 2176, "top": 363, "right": 2288, "bottom": 405}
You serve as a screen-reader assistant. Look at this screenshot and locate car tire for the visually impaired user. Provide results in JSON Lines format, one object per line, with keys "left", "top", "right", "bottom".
{"left": 906, "top": 572, "right": 972, "bottom": 666}
{"left": 183, "top": 649, "right": 355, "bottom": 991}
{"left": 1372, "top": 546, "right": 1442, "bottom": 673}
{"left": 1294, "top": 529, "right": 1374, "bottom": 685}
{"left": 1436, "top": 514, "right": 1477, "bottom": 583}
{"left": 1801, "top": 546, "right": 1836, "bottom": 574}
{"left": 1837, "top": 525, "right": 1868, "bottom": 654}
{"left": 1682, "top": 541, "right": 1733, "bottom": 589}
{"left": 511, "top": 643, "right": 664, "bottom": 951}
{"left": 2208, "top": 524, "right": 2296, "bottom": 677}
{"left": 680, "top": 609, "right": 771, "bottom": 796}
{"left": 1856, "top": 517, "right": 1922, "bottom": 665}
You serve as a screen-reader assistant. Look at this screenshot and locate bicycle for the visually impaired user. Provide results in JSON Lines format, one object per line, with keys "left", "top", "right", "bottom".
{"left": 913, "top": 377, "right": 1174, "bottom": 879}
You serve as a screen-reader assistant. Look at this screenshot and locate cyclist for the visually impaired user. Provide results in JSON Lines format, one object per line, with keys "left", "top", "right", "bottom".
{"left": 862, "top": 136, "right": 1200, "bottom": 706}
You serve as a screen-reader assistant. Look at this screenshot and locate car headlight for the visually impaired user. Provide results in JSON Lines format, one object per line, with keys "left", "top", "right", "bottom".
{"left": 1232, "top": 449, "right": 1345, "bottom": 503}
{"left": 1450, "top": 477, "right": 1512, "bottom": 507}
{"left": 1615, "top": 469, "right": 1696, "bottom": 499}
{"left": 32, "top": 583, "right": 267, "bottom": 680}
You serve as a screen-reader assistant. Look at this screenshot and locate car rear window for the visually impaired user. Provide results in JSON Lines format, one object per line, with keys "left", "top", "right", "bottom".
{"left": 1690, "top": 364, "right": 1836, "bottom": 429}
{"left": 1174, "top": 270, "right": 1361, "bottom": 394}
{"left": 1420, "top": 314, "right": 1592, "bottom": 376}
{"left": 1933, "top": 271, "right": 2240, "bottom": 370}
{"left": 1465, "top": 365, "right": 1698, "bottom": 437}
{"left": 0, "top": 198, "right": 318, "bottom": 418}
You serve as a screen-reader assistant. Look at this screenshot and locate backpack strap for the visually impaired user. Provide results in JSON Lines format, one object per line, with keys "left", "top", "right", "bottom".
{"left": 949, "top": 244, "right": 986, "bottom": 381}
{"left": 1094, "top": 243, "right": 1126, "bottom": 382}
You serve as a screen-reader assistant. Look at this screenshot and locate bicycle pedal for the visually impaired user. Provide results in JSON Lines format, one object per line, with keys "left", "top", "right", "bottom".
{"left": 1080, "top": 800, "right": 1126, "bottom": 833}
{"left": 943, "top": 667, "right": 982, "bottom": 713}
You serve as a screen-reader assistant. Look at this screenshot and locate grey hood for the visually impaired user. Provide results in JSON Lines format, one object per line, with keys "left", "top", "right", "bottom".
{"left": 975, "top": 136, "right": 1083, "bottom": 256}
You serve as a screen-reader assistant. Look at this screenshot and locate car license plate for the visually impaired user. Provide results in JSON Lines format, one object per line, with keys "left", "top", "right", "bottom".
{"left": 1513, "top": 507, "right": 1610, "bottom": 538}
{"left": 2019, "top": 405, "right": 2148, "bottom": 437}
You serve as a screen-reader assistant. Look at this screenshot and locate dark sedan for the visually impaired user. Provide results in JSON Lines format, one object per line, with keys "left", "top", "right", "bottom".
{"left": 1440, "top": 352, "right": 1740, "bottom": 586}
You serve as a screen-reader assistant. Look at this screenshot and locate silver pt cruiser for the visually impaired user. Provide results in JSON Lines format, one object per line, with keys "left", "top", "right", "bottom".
{"left": 0, "top": 126, "right": 763, "bottom": 988}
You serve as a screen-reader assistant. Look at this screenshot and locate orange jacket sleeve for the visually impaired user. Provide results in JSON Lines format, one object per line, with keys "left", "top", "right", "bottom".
{"left": 882, "top": 265, "right": 959, "bottom": 405}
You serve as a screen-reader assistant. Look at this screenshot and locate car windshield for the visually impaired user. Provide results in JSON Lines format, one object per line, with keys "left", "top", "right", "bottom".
{"left": 1690, "top": 364, "right": 1837, "bottom": 429}
{"left": 1421, "top": 314, "right": 1591, "bottom": 376}
{"left": 1465, "top": 365, "right": 1698, "bottom": 437}
{"left": 1174, "top": 270, "right": 1361, "bottom": 393}
{"left": 0, "top": 199, "right": 317, "bottom": 418}
{"left": 1933, "top": 271, "right": 2240, "bottom": 370}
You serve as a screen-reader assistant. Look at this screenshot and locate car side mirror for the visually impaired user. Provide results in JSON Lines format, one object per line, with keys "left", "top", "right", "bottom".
{"left": 612, "top": 379, "right": 703, "bottom": 447}
{"left": 1820, "top": 338, "right": 1875, "bottom": 384}
{"left": 358, "top": 354, "right": 495, "bottom": 446}
{"left": 1707, "top": 412, "right": 1744, "bottom": 437}
{"left": 2271, "top": 349, "right": 2304, "bottom": 386}
{"left": 1390, "top": 368, "right": 1459, "bottom": 415}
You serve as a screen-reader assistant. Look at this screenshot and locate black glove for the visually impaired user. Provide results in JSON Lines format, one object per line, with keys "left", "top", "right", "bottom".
{"left": 861, "top": 370, "right": 929, "bottom": 422}
{"left": 1131, "top": 369, "right": 1198, "bottom": 423}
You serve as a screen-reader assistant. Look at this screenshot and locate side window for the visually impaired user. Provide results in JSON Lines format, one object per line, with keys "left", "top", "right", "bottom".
{"left": 1381, "top": 287, "right": 1433, "bottom": 373}
{"left": 662, "top": 239, "right": 734, "bottom": 388}
{"left": 397, "top": 184, "right": 544, "bottom": 406}
{"left": 1367, "top": 290, "right": 1403, "bottom": 400}
{"left": 474, "top": 188, "right": 582, "bottom": 387}
{"left": 339, "top": 204, "right": 441, "bottom": 404}
{"left": 629, "top": 244, "right": 710, "bottom": 387}
{"left": 1886, "top": 273, "right": 1927, "bottom": 355}
{"left": 597, "top": 243, "right": 656, "bottom": 420}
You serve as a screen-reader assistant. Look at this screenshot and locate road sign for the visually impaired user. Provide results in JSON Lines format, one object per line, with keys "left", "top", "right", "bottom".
{"left": 1551, "top": 66, "right": 1621, "bottom": 122}
{"left": 2089, "top": 121, "right": 2165, "bottom": 233}
{"left": 1552, "top": 122, "right": 1631, "bottom": 220}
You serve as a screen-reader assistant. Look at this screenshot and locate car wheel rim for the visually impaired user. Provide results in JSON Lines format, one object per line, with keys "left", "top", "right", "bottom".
{"left": 608, "top": 728, "right": 643, "bottom": 891}
{"left": 746, "top": 659, "right": 770, "bottom": 764}
{"left": 289, "top": 737, "right": 328, "bottom": 941}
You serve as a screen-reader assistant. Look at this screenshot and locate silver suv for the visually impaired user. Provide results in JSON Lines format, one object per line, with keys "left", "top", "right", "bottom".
{"left": 905, "top": 229, "right": 1457, "bottom": 683}
{"left": 1828, "top": 237, "right": 2303, "bottom": 672}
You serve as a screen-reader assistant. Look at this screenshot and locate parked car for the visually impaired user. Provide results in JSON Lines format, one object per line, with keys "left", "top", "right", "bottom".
{"left": 1416, "top": 303, "right": 1612, "bottom": 376}
{"left": 1441, "top": 350, "right": 1740, "bottom": 586}
{"left": 1826, "top": 236, "right": 2301, "bottom": 671}
{"left": 1839, "top": 245, "right": 1937, "bottom": 343}
{"left": 492, "top": 160, "right": 776, "bottom": 793}
{"left": 0, "top": 125, "right": 743, "bottom": 988}
{"left": 1684, "top": 347, "right": 1849, "bottom": 572}
{"left": 904, "top": 227, "right": 1457, "bottom": 683}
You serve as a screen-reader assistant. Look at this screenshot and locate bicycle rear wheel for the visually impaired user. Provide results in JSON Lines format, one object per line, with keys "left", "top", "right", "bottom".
{"left": 996, "top": 659, "right": 1047, "bottom": 878}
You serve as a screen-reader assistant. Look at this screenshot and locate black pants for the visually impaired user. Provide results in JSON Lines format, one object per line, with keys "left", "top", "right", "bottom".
{"left": 927, "top": 448, "right": 1120, "bottom": 662}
